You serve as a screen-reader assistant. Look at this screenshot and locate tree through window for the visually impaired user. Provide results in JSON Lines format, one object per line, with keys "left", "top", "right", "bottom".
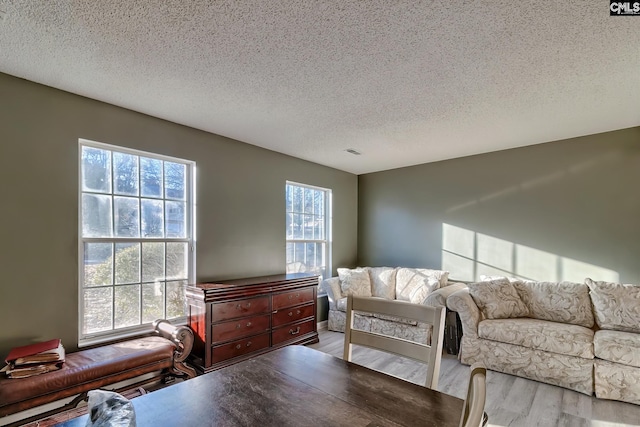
{"left": 79, "top": 140, "right": 195, "bottom": 344}
{"left": 285, "top": 182, "right": 331, "bottom": 282}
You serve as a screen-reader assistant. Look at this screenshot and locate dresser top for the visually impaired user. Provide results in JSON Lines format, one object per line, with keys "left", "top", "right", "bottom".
{"left": 187, "top": 273, "right": 319, "bottom": 301}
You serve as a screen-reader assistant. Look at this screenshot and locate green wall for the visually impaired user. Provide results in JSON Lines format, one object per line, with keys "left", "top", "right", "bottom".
{"left": 358, "top": 127, "right": 640, "bottom": 284}
{"left": 0, "top": 73, "right": 357, "bottom": 356}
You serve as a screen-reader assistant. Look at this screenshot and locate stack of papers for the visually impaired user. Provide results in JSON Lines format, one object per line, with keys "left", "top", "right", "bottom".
{"left": 2, "top": 338, "right": 65, "bottom": 378}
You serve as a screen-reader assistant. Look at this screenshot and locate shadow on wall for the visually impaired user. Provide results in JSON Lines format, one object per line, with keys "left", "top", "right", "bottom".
{"left": 441, "top": 223, "right": 619, "bottom": 283}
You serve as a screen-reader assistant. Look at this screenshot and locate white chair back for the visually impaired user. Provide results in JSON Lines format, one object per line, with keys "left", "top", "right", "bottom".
{"left": 343, "top": 295, "right": 445, "bottom": 389}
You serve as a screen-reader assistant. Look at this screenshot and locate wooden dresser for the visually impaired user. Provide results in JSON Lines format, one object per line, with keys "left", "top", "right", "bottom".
{"left": 186, "top": 273, "right": 319, "bottom": 373}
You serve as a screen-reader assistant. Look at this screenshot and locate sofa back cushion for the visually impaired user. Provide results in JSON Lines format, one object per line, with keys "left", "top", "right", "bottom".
{"left": 513, "top": 280, "right": 594, "bottom": 328}
{"left": 368, "top": 267, "right": 397, "bottom": 300}
{"left": 337, "top": 268, "right": 372, "bottom": 297}
{"left": 587, "top": 278, "right": 640, "bottom": 333}
{"left": 468, "top": 277, "right": 529, "bottom": 319}
{"left": 395, "top": 268, "right": 446, "bottom": 304}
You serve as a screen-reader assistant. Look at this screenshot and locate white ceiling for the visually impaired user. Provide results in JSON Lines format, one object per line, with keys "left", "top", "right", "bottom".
{"left": 1, "top": 1, "right": 638, "bottom": 174}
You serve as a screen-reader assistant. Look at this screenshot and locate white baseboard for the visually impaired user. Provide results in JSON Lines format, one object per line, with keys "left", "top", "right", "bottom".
{"left": 317, "top": 320, "right": 328, "bottom": 330}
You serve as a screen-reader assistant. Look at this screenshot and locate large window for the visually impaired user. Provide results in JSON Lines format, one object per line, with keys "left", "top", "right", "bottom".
{"left": 285, "top": 182, "right": 331, "bottom": 281}
{"left": 79, "top": 140, "right": 195, "bottom": 345}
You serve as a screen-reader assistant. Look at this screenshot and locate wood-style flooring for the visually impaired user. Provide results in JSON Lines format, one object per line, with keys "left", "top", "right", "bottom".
{"left": 309, "top": 329, "right": 640, "bottom": 427}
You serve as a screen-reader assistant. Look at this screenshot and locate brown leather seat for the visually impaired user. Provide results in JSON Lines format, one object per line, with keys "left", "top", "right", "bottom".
{"left": 0, "top": 336, "right": 175, "bottom": 417}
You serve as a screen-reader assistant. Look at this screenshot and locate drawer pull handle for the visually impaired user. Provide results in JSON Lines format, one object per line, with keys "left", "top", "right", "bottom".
{"left": 287, "top": 293, "right": 300, "bottom": 300}
{"left": 235, "top": 341, "right": 252, "bottom": 349}
{"left": 289, "top": 326, "right": 301, "bottom": 336}
{"left": 236, "top": 302, "right": 252, "bottom": 310}
{"left": 288, "top": 311, "right": 293, "bottom": 316}
{"left": 236, "top": 324, "right": 241, "bottom": 329}
{"left": 246, "top": 322, "right": 252, "bottom": 327}
{"left": 296, "top": 309, "right": 301, "bottom": 315}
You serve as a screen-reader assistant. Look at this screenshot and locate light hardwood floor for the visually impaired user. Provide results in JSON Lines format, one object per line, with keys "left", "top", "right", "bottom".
{"left": 309, "top": 329, "right": 640, "bottom": 427}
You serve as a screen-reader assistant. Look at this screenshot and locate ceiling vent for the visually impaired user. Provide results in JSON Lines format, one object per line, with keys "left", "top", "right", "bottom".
{"left": 345, "top": 148, "right": 361, "bottom": 155}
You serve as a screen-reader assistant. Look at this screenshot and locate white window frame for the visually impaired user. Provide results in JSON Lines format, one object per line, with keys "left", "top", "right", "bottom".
{"left": 285, "top": 181, "right": 332, "bottom": 290}
{"left": 78, "top": 139, "right": 196, "bottom": 346}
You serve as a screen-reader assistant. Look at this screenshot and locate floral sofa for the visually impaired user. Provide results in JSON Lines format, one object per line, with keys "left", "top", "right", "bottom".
{"left": 447, "top": 277, "right": 640, "bottom": 404}
{"left": 321, "top": 266, "right": 466, "bottom": 344}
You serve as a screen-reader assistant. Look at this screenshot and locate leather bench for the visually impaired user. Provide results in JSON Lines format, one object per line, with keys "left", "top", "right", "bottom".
{"left": 0, "top": 320, "right": 195, "bottom": 425}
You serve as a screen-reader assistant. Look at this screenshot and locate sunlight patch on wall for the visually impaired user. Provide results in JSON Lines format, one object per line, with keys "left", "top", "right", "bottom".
{"left": 441, "top": 223, "right": 619, "bottom": 283}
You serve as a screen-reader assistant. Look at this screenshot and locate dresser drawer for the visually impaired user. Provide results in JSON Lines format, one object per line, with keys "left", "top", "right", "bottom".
{"left": 211, "top": 333, "right": 270, "bottom": 364}
{"left": 272, "top": 288, "right": 314, "bottom": 310}
{"left": 272, "top": 303, "right": 315, "bottom": 327}
{"left": 212, "top": 314, "right": 270, "bottom": 344}
{"left": 211, "top": 296, "right": 270, "bottom": 322}
{"left": 272, "top": 319, "right": 315, "bottom": 345}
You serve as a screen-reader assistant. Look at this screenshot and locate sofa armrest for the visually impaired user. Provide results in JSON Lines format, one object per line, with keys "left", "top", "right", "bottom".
{"left": 153, "top": 319, "right": 197, "bottom": 378}
{"left": 320, "top": 277, "right": 342, "bottom": 310}
{"left": 424, "top": 282, "right": 468, "bottom": 308}
{"left": 446, "top": 288, "right": 481, "bottom": 338}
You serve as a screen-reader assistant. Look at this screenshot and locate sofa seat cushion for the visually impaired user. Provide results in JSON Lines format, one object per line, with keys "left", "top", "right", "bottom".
{"left": 0, "top": 336, "right": 174, "bottom": 411}
{"left": 478, "top": 318, "right": 594, "bottom": 358}
{"left": 594, "top": 330, "right": 640, "bottom": 368}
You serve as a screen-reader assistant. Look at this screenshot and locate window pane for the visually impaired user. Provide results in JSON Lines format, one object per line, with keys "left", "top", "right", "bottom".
{"left": 115, "top": 243, "right": 140, "bottom": 284}
{"left": 316, "top": 243, "right": 326, "bottom": 272}
{"left": 285, "top": 185, "right": 293, "bottom": 211}
{"left": 140, "top": 157, "right": 163, "bottom": 198}
{"left": 82, "top": 146, "right": 111, "bottom": 193}
{"left": 114, "top": 284, "right": 140, "bottom": 328}
{"left": 303, "top": 188, "right": 314, "bottom": 214}
{"left": 286, "top": 242, "right": 294, "bottom": 263}
{"left": 114, "top": 197, "right": 140, "bottom": 237}
{"left": 314, "top": 191, "right": 324, "bottom": 217}
{"left": 303, "top": 214, "right": 314, "bottom": 239}
{"left": 83, "top": 287, "right": 113, "bottom": 334}
{"left": 314, "top": 215, "right": 324, "bottom": 240}
{"left": 166, "top": 201, "right": 186, "bottom": 238}
{"left": 285, "top": 213, "right": 294, "bottom": 239}
{"left": 306, "top": 242, "right": 315, "bottom": 267}
{"left": 82, "top": 194, "right": 113, "bottom": 237}
{"left": 113, "top": 152, "right": 138, "bottom": 196}
{"left": 294, "top": 242, "right": 305, "bottom": 265}
{"left": 142, "top": 282, "right": 165, "bottom": 323}
{"left": 165, "top": 162, "right": 186, "bottom": 200}
{"left": 166, "top": 280, "right": 187, "bottom": 319}
{"left": 166, "top": 242, "right": 188, "bottom": 280}
{"left": 293, "top": 186, "right": 303, "bottom": 213}
{"left": 84, "top": 243, "right": 113, "bottom": 287}
{"left": 142, "top": 242, "right": 165, "bottom": 282}
{"left": 141, "top": 199, "right": 164, "bottom": 237}
{"left": 292, "top": 213, "right": 303, "bottom": 239}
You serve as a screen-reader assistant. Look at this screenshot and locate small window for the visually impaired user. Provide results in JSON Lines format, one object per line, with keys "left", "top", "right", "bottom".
{"left": 285, "top": 181, "right": 332, "bottom": 282}
{"left": 79, "top": 139, "right": 195, "bottom": 345}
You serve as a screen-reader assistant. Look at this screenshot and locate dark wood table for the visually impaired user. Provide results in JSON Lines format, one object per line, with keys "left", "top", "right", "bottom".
{"left": 57, "top": 345, "right": 464, "bottom": 427}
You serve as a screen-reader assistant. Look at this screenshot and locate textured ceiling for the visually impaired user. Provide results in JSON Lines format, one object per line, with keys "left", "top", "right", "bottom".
{"left": 1, "top": 1, "right": 638, "bottom": 174}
